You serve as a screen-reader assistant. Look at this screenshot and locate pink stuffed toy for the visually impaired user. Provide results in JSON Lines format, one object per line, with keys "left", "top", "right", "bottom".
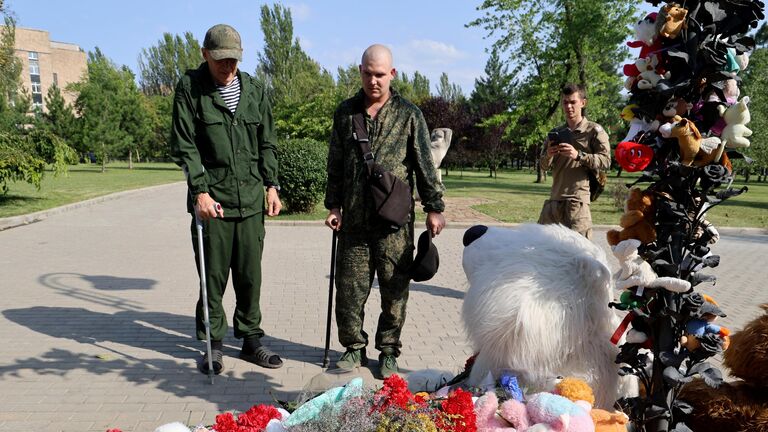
{"left": 474, "top": 392, "right": 517, "bottom": 431}
{"left": 499, "top": 393, "right": 595, "bottom": 432}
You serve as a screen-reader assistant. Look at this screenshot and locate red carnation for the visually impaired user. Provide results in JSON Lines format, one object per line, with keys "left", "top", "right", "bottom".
{"left": 212, "top": 412, "right": 239, "bottom": 432}
{"left": 436, "top": 388, "right": 477, "bottom": 432}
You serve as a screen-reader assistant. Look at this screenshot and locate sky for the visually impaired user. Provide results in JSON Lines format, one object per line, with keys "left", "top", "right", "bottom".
{"left": 6, "top": 0, "right": 497, "bottom": 94}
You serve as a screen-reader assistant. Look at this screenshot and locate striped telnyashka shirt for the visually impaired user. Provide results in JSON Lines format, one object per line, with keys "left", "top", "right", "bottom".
{"left": 216, "top": 75, "right": 241, "bottom": 114}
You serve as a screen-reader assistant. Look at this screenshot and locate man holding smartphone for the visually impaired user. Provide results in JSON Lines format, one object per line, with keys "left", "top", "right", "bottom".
{"left": 538, "top": 83, "right": 611, "bottom": 239}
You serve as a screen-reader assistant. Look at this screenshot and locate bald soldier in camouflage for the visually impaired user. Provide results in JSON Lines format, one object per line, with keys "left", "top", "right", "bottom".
{"left": 324, "top": 44, "right": 446, "bottom": 378}
{"left": 539, "top": 83, "right": 610, "bottom": 239}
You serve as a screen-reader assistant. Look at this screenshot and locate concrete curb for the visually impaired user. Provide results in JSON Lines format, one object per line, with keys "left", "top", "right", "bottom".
{"left": 2, "top": 181, "right": 766, "bottom": 237}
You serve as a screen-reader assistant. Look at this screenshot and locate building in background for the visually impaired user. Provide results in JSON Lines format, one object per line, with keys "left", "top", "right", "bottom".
{"left": 13, "top": 27, "right": 86, "bottom": 112}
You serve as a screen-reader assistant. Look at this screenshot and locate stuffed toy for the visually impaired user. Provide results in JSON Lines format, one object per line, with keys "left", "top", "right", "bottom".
{"left": 678, "top": 304, "right": 768, "bottom": 431}
{"left": 610, "top": 239, "right": 691, "bottom": 293}
{"left": 553, "top": 377, "right": 629, "bottom": 432}
{"left": 657, "top": 3, "right": 688, "bottom": 39}
{"left": 669, "top": 117, "right": 703, "bottom": 166}
{"left": 606, "top": 189, "right": 657, "bottom": 246}
{"left": 624, "top": 56, "right": 669, "bottom": 91}
{"left": 650, "top": 97, "right": 690, "bottom": 131}
{"left": 718, "top": 96, "right": 752, "bottom": 149}
{"left": 474, "top": 392, "right": 517, "bottom": 432}
{"left": 615, "top": 141, "right": 654, "bottom": 172}
{"left": 626, "top": 12, "right": 661, "bottom": 60}
{"left": 461, "top": 224, "right": 635, "bottom": 408}
{"left": 621, "top": 111, "right": 654, "bottom": 143}
{"left": 680, "top": 294, "right": 731, "bottom": 352}
{"left": 500, "top": 392, "right": 595, "bottom": 432}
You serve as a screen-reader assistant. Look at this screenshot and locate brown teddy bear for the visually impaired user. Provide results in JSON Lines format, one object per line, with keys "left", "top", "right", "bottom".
{"left": 607, "top": 188, "right": 657, "bottom": 246}
{"left": 678, "top": 304, "right": 768, "bottom": 431}
{"left": 657, "top": 3, "right": 688, "bottom": 39}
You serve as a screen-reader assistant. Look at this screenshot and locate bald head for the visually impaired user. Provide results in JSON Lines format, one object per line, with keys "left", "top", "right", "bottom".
{"left": 360, "top": 44, "right": 396, "bottom": 105}
{"left": 361, "top": 44, "right": 393, "bottom": 69}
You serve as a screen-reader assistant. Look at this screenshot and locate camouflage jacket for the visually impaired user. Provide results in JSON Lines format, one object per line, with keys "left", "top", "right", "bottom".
{"left": 325, "top": 89, "right": 445, "bottom": 232}
{"left": 170, "top": 63, "right": 279, "bottom": 218}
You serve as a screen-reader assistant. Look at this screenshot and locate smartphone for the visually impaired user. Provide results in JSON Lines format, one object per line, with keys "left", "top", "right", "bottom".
{"left": 547, "top": 131, "right": 560, "bottom": 143}
{"left": 547, "top": 129, "right": 573, "bottom": 145}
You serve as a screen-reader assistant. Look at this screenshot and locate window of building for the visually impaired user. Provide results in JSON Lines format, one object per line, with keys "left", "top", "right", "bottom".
{"left": 53, "top": 72, "right": 58, "bottom": 86}
{"left": 29, "top": 51, "right": 40, "bottom": 76}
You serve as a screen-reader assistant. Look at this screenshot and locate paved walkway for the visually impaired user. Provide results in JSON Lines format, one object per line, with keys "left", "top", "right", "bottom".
{"left": 0, "top": 182, "right": 766, "bottom": 431}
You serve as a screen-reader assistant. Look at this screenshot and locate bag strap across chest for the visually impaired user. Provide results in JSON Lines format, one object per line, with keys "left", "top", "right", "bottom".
{"left": 352, "top": 113, "right": 376, "bottom": 176}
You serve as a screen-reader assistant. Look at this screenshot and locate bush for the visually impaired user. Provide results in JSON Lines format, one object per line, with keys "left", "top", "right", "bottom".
{"left": 0, "top": 129, "right": 77, "bottom": 193}
{"left": 277, "top": 138, "right": 328, "bottom": 213}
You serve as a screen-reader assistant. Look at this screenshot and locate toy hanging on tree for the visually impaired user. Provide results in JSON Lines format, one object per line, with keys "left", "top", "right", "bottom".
{"left": 611, "top": 0, "right": 763, "bottom": 431}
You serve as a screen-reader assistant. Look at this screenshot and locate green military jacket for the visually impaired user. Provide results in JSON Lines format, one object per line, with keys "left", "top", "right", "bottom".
{"left": 170, "top": 63, "right": 279, "bottom": 218}
{"left": 325, "top": 89, "right": 445, "bottom": 232}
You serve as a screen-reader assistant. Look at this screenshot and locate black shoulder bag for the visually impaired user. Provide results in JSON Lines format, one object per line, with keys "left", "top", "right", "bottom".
{"left": 352, "top": 113, "right": 413, "bottom": 228}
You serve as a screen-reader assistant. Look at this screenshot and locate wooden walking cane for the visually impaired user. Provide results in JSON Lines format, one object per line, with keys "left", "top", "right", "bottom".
{"left": 322, "top": 223, "right": 338, "bottom": 368}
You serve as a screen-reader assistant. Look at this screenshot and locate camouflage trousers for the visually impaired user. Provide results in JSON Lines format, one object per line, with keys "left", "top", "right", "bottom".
{"left": 334, "top": 223, "right": 414, "bottom": 357}
{"left": 538, "top": 198, "right": 593, "bottom": 240}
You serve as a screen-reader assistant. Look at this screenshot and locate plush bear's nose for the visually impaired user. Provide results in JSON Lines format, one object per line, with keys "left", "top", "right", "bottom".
{"left": 463, "top": 225, "right": 488, "bottom": 246}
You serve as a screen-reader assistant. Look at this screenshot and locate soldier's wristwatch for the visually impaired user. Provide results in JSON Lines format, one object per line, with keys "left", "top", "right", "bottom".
{"left": 266, "top": 184, "right": 281, "bottom": 192}
{"left": 576, "top": 150, "right": 585, "bottom": 162}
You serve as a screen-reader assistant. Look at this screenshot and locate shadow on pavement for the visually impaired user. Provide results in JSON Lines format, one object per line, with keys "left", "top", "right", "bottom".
{"left": 409, "top": 282, "right": 466, "bottom": 299}
{"left": 1, "top": 306, "right": 334, "bottom": 410}
{"left": 40, "top": 272, "right": 157, "bottom": 291}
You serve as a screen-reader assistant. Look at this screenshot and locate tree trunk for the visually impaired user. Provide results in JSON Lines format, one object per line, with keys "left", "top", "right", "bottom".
{"left": 101, "top": 143, "right": 106, "bottom": 173}
{"left": 128, "top": 149, "right": 133, "bottom": 170}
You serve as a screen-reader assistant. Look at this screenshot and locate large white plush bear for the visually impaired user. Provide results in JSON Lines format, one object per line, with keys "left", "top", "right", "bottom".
{"left": 461, "top": 223, "right": 628, "bottom": 408}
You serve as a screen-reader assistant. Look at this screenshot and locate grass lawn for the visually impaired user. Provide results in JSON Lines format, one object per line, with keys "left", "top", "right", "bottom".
{"left": 2, "top": 163, "right": 766, "bottom": 229}
{"left": 0, "top": 162, "right": 185, "bottom": 218}
{"left": 442, "top": 168, "right": 768, "bottom": 229}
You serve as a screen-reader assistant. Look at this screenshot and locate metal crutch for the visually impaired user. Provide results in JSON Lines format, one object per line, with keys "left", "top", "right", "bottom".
{"left": 196, "top": 204, "right": 219, "bottom": 384}
{"left": 322, "top": 222, "right": 339, "bottom": 368}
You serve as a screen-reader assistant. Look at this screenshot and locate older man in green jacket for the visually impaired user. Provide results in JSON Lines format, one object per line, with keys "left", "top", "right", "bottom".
{"left": 171, "top": 24, "right": 283, "bottom": 375}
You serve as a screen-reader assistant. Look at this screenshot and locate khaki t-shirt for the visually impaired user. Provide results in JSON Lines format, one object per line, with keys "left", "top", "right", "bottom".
{"left": 540, "top": 117, "right": 611, "bottom": 202}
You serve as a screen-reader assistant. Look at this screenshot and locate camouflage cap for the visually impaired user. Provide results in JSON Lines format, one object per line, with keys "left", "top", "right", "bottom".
{"left": 203, "top": 24, "right": 242, "bottom": 61}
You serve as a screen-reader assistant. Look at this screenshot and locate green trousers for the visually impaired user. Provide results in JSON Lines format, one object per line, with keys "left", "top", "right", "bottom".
{"left": 190, "top": 214, "right": 265, "bottom": 341}
{"left": 334, "top": 224, "right": 414, "bottom": 357}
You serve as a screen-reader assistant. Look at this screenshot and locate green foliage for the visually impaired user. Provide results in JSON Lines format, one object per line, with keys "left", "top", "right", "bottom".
{"left": 437, "top": 72, "right": 464, "bottom": 102}
{"left": 0, "top": 15, "right": 21, "bottom": 108}
{"left": 144, "top": 94, "right": 173, "bottom": 160}
{"left": 70, "top": 49, "right": 153, "bottom": 169}
{"left": 257, "top": 3, "right": 335, "bottom": 141}
{"left": 0, "top": 133, "right": 45, "bottom": 192}
{"left": 0, "top": 14, "right": 28, "bottom": 130}
{"left": 41, "top": 84, "right": 77, "bottom": 146}
{"left": 138, "top": 32, "right": 202, "bottom": 96}
{"left": 469, "top": 47, "right": 514, "bottom": 112}
{"left": 738, "top": 32, "right": 768, "bottom": 177}
{"left": 276, "top": 138, "right": 327, "bottom": 213}
{"left": 392, "top": 71, "right": 430, "bottom": 104}
{"left": 336, "top": 63, "right": 361, "bottom": 99}
{"left": 468, "top": 0, "right": 637, "bottom": 148}
{"left": 0, "top": 129, "right": 76, "bottom": 193}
